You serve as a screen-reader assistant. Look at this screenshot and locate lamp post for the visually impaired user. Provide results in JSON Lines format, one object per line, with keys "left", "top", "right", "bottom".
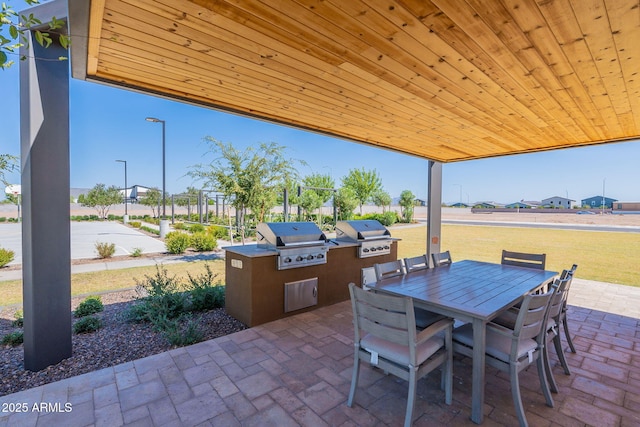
{"left": 145, "top": 117, "right": 168, "bottom": 237}
{"left": 115, "top": 159, "right": 128, "bottom": 222}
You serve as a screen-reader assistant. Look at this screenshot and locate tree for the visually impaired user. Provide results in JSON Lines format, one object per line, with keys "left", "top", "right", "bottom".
{"left": 298, "top": 190, "right": 323, "bottom": 220}
{"left": 371, "top": 189, "right": 392, "bottom": 213}
{"left": 334, "top": 187, "right": 358, "bottom": 220}
{"left": 341, "top": 168, "right": 382, "bottom": 214}
{"left": 399, "top": 190, "right": 415, "bottom": 223}
{"left": 0, "top": 154, "right": 18, "bottom": 186}
{"left": 189, "top": 138, "right": 303, "bottom": 228}
{"left": 302, "top": 173, "right": 335, "bottom": 223}
{"left": 81, "top": 183, "right": 122, "bottom": 219}
{"left": 140, "top": 187, "right": 162, "bottom": 218}
{"left": 1, "top": 1, "right": 70, "bottom": 70}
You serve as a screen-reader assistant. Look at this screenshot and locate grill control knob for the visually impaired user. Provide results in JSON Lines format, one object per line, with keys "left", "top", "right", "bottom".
{"left": 370, "top": 247, "right": 376, "bottom": 252}
{"left": 363, "top": 248, "right": 370, "bottom": 253}
{"left": 377, "top": 246, "right": 384, "bottom": 251}
{"left": 296, "top": 256, "right": 304, "bottom": 262}
{"left": 306, "top": 255, "right": 315, "bottom": 260}
{"left": 383, "top": 245, "right": 390, "bottom": 250}
{"left": 284, "top": 257, "right": 292, "bottom": 263}
{"left": 316, "top": 253, "right": 324, "bottom": 259}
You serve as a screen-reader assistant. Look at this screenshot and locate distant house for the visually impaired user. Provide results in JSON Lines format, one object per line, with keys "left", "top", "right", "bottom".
{"left": 414, "top": 198, "right": 427, "bottom": 207}
{"left": 473, "top": 201, "right": 504, "bottom": 209}
{"left": 613, "top": 202, "right": 640, "bottom": 212}
{"left": 582, "top": 195, "right": 618, "bottom": 209}
{"left": 127, "top": 185, "right": 154, "bottom": 202}
{"left": 70, "top": 188, "right": 89, "bottom": 203}
{"left": 505, "top": 201, "right": 537, "bottom": 209}
{"left": 449, "top": 202, "right": 469, "bottom": 208}
{"left": 541, "top": 196, "right": 574, "bottom": 209}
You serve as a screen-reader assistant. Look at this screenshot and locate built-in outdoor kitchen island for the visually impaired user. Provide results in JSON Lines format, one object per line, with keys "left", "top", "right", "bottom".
{"left": 224, "top": 220, "right": 398, "bottom": 326}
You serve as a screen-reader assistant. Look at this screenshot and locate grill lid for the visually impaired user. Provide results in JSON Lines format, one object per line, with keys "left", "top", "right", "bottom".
{"left": 334, "top": 220, "right": 391, "bottom": 242}
{"left": 256, "top": 222, "right": 327, "bottom": 248}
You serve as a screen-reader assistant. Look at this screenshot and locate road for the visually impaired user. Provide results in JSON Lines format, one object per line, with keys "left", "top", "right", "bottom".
{"left": 439, "top": 219, "right": 640, "bottom": 233}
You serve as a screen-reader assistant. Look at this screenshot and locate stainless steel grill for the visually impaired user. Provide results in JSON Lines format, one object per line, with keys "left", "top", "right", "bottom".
{"left": 334, "top": 220, "right": 393, "bottom": 258}
{"left": 256, "top": 222, "right": 328, "bottom": 270}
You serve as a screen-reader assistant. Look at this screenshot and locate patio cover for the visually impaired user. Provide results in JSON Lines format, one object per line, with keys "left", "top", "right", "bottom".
{"left": 68, "top": 0, "right": 640, "bottom": 162}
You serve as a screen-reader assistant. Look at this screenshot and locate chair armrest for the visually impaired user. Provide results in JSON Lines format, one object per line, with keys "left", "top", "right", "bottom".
{"left": 416, "top": 318, "right": 453, "bottom": 344}
{"left": 486, "top": 322, "right": 516, "bottom": 338}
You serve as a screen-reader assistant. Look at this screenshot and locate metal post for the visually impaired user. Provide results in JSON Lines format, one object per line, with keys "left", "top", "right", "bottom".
{"left": 283, "top": 187, "right": 289, "bottom": 222}
{"left": 171, "top": 195, "right": 175, "bottom": 224}
{"left": 116, "top": 159, "right": 127, "bottom": 218}
{"left": 199, "top": 190, "right": 203, "bottom": 223}
{"left": 427, "top": 161, "right": 443, "bottom": 267}
{"left": 297, "top": 185, "right": 302, "bottom": 220}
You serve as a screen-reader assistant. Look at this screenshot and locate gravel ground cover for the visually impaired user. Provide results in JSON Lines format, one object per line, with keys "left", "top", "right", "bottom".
{"left": 0, "top": 290, "right": 246, "bottom": 397}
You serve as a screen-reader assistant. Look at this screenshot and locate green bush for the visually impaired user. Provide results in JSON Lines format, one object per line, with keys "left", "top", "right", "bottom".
{"left": 125, "top": 266, "right": 188, "bottom": 323}
{"left": 165, "top": 231, "right": 191, "bottom": 254}
{"left": 186, "top": 264, "right": 225, "bottom": 311}
{"left": 190, "top": 232, "right": 217, "bottom": 252}
{"left": 173, "top": 222, "right": 185, "bottom": 230}
{"left": 74, "top": 296, "right": 104, "bottom": 317}
{"left": 0, "top": 217, "right": 6, "bottom": 222}
{"left": 12, "top": 310, "right": 23, "bottom": 328}
{"left": 0, "top": 247, "right": 15, "bottom": 267}
{"left": 2, "top": 331, "right": 24, "bottom": 346}
{"left": 160, "top": 315, "right": 204, "bottom": 346}
{"left": 141, "top": 226, "right": 160, "bottom": 235}
{"left": 129, "top": 221, "right": 142, "bottom": 228}
{"left": 95, "top": 241, "right": 116, "bottom": 259}
{"left": 131, "top": 247, "right": 143, "bottom": 257}
{"left": 207, "top": 225, "right": 229, "bottom": 240}
{"left": 73, "top": 316, "right": 102, "bottom": 334}
{"left": 189, "top": 223, "right": 205, "bottom": 233}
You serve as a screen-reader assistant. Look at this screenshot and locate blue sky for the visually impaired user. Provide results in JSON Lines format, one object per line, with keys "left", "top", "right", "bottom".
{"left": 2, "top": 39, "right": 639, "bottom": 205}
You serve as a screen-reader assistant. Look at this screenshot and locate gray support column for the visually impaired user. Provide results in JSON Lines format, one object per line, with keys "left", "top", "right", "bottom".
{"left": 19, "top": 1, "right": 71, "bottom": 371}
{"left": 426, "top": 161, "right": 443, "bottom": 267}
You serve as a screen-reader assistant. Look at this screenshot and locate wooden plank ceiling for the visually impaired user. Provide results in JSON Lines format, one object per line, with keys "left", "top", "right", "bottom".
{"left": 83, "top": 0, "right": 640, "bottom": 162}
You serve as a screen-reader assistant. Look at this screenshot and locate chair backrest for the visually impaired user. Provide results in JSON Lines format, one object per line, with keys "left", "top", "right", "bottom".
{"left": 374, "top": 260, "right": 405, "bottom": 281}
{"left": 501, "top": 250, "right": 546, "bottom": 270}
{"left": 513, "top": 289, "right": 554, "bottom": 344}
{"left": 560, "top": 264, "right": 578, "bottom": 311}
{"left": 361, "top": 267, "right": 377, "bottom": 290}
{"left": 546, "top": 276, "right": 571, "bottom": 321}
{"left": 431, "top": 250, "right": 452, "bottom": 267}
{"left": 348, "top": 283, "right": 417, "bottom": 359}
{"left": 404, "top": 255, "right": 429, "bottom": 273}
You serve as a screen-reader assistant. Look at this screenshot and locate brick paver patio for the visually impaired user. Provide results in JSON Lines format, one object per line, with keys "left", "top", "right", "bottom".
{"left": 1, "top": 278, "right": 639, "bottom": 426}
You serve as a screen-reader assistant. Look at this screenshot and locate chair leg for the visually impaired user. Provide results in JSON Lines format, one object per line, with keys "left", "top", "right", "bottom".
{"left": 537, "top": 354, "right": 554, "bottom": 408}
{"left": 510, "top": 366, "right": 528, "bottom": 427}
{"left": 405, "top": 367, "right": 418, "bottom": 427}
{"left": 347, "top": 351, "right": 360, "bottom": 407}
{"left": 543, "top": 342, "right": 559, "bottom": 393}
{"left": 562, "top": 316, "right": 577, "bottom": 353}
{"left": 553, "top": 333, "right": 572, "bottom": 375}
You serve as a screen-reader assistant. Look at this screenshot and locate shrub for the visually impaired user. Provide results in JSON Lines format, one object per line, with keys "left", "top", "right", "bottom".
{"left": 129, "top": 221, "right": 142, "bottom": 228}
{"left": 0, "top": 217, "right": 6, "bottom": 222}
{"left": 74, "top": 296, "right": 104, "bottom": 317}
{"left": 0, "top": 247, "right": 15, "bottom": 267}
{"left": 2, "top": 331, "right": 24, "bottom": 346}
{"left": 131, "top": 247, "right": 143, "bottom": 257}
{"left": 207, "top": 225, "right": 229, "bottom": 240}
{"left": 12, "top": 310, "right": 24, "bottom": 328}
{"left": 173, "top": 222, "right": 185, "bottom": 230}
{"left": 141, "top": 226, "right": 160, "bottom": 235}
{"left": 190, "top": 232, "right": 217, "bottom": 252}
{"left": 189, "top": 223, "right": 205, "bottom": 233}
{"left": 73, "top": 316, "right": 102, "bottom": 334}
{"left": 165, "top": 231, "right": 191, "bottom": 254}
{"left": 95, "top": 241, "right": 116, "bottom": 258}
{"left": 159, "top": 315, "right": 204, "bottom": 347}
{"left": 124, "top": 266, "right": 189, "bottom": 323}
{"left": 186, "top": 264, "right": 225, "bottom": 311}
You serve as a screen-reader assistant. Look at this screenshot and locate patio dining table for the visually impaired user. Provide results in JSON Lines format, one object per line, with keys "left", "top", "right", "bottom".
{"left": 372, "top": 259, "right": 558, "bottom": 424}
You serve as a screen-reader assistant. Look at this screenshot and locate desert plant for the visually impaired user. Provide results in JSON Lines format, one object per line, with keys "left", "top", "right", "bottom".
{"left": 159, "top": 315, "right": 204, "bottom": 347}
{"left": 74, "top": 296, "right": 104, "bottom": 317}
{"left": 188, "top": 223, "right": 205, "bottom": 233}
{"left": 140, "top": 226, "right": 160, "bottom": 235}
{"left": 131, "top": 247, "right": 143, "bottom": 257}
{"left": 2, "top": 331, "right": 23, "bottom": 346}
{"left": 0, "top": 247, "right": 15, "bottom": 267}
{"left": 124, "top": 266, "right": 189, "bottom": 323}
{"left": 73, "top": 316, "right": 102, "bottom": 334}
{"left": 12, "top": 309, "right": 23, "bottom": 327}
{"left": 129, "top": 221, "right": 142, "bottom": 228}
{"left": 165, "top": 231, "right": 191, "bottom": 254}
{"left": 95, "top": 241, "right": 116, "bottom": 259}
{"left": 186, "top": 264, "right": 225, "bottom": 311}
{"left": 190, "top": 232, "right": 217, "bottom": 252}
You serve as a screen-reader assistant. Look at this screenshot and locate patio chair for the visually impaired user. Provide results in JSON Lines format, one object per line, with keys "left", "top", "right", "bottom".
{"left": 375, "top": 260, "right": 445, "bottom": 329}
{"left": 542, "top": 274, "right": 573, "bottom": 393}
{"left": 431, "top": 250, "right": 452, "bottom": 267}
{"left": 452, "top": 289, "right": 555, "bottom": 427}
{"left": 361, "top": 266, "right": 377, "bottom": 291}
{"left": 374, "top": 259, "right": 406, "bottom": 280}
{"left": 347, "top": 283, "right": 453, "bottom": 427}
{"left": 501, "top": 250, "right": 546, "bottom": 270}
{"left": 404, "top": 255, "right": 430, "bottom": 273}
{"left": 559, "top": 264, "right": 578, "bottom": 354}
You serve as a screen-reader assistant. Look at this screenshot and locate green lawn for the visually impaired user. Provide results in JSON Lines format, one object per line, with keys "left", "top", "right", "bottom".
{"left": 392, "top": 224, "right": 640, "bottom": 287}
{"left": 1, "top": 224, "right": 638, "bottom": 307}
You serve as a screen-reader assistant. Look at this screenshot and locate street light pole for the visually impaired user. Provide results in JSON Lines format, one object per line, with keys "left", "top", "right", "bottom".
{"left": 115, "top": 160, "right": 128, "bottom": 219}
{"left": 145, "top": 117, "right": 166, "bottom": 219}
